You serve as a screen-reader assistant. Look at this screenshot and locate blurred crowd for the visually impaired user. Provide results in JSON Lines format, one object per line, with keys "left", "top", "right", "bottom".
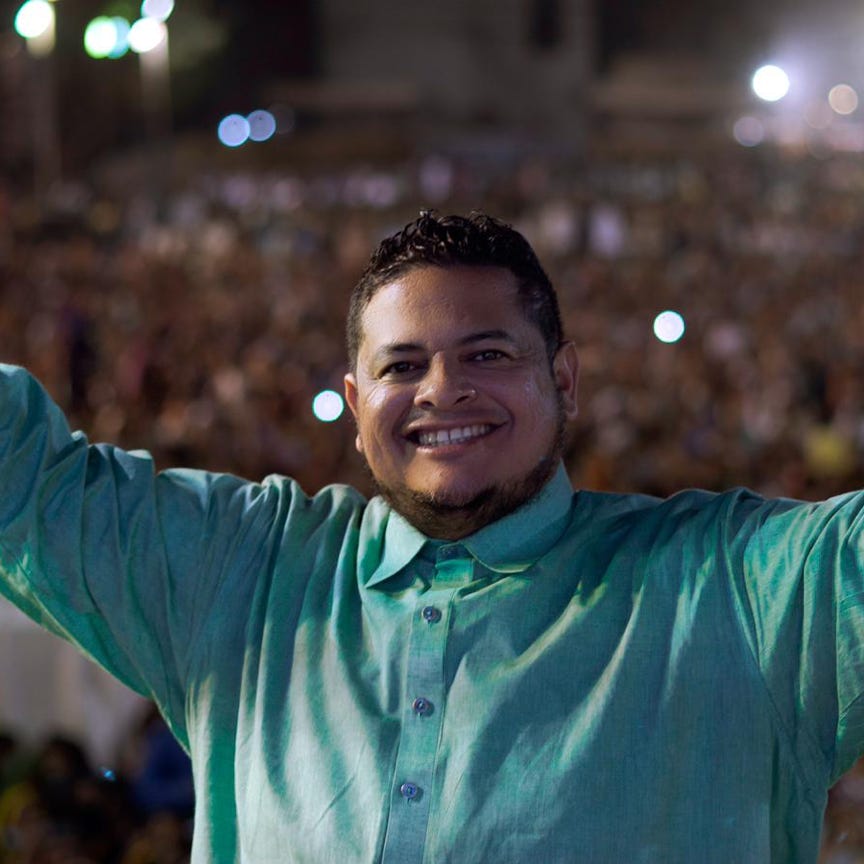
{"left": 0, "top": 706, "right": 193, "bottom": 864}
{"left": 2, "top": 139, "right": 864, "bottom": 859}
{"left": 2, "top": 144, "right": 864, "bottom": 501}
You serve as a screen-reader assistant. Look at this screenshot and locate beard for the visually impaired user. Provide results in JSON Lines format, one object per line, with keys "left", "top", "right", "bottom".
{"left": 369, "top": 403, "right": 567, "bottom": 540}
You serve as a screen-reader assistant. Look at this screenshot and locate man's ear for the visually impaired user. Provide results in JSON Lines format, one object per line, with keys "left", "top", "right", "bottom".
{"left": 343, "top": 372, "right": 364, "bottom": 454}
{"left": 553, "top": 342, "right": 579, "bottom": 420}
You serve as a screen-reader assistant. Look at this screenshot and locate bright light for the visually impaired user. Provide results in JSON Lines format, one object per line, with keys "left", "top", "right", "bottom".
{"left": 653, "top": 311, "right": 686, "bottom": 344}
{"left": 141, "top": 0, "right": 174, "bottom": 21}
{"left": 247, "top": 109, "right": 277, "bottom": 142}
{"left": 217, "top": 114, "right": 251, "bottom": 147}
{"left": 828, "top": 84, "right": 858, "bottom": 115}
{"left": 751, "top": 65, "right": 790, "bottom": 102}
{"left": 108, "top": 18, "right": 131, "bottom": 58}
{"left": 128, "top": 17, "right": 166, "bottom": 53}
{"left": 312, "top": 390, "right": 344, "bottom": 423}
{"left": 732, "top": 116, "right": 764, "bottom": 147}
{"left": 14, "top": 0, "right": 54, "bottom": 39}
{"left": 84, "top": 17, "right": 120, "bottom": 59}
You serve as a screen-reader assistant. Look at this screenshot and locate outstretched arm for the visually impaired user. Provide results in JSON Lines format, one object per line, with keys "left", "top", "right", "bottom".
{"left": 0, "top": 363, "right": 280, "bottom": 749}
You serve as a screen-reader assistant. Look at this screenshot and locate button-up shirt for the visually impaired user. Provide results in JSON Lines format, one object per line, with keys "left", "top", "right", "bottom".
{"left": 2, "top": 363, "right": 864, "bottom": 863}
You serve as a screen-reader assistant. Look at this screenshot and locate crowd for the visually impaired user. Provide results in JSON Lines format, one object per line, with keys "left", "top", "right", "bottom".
{"left": 1, "top": 139, "right": 864, "bottom": 859}
{"left": 0, "top": 706, "right": 193, "bottom": 863}
{"left": 3, "top": 145, "right": 864, "bottom": 501}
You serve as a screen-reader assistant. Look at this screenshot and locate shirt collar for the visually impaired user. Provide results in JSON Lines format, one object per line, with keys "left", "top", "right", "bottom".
{"left": 364, "top": 463, "right": 574, "bottom": 588}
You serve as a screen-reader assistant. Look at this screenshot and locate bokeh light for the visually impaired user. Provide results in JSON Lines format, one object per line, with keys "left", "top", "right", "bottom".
{"left": 828, "top": 84, "right": 858, "bottom": 116}
{"left": 128, "top": 17, "right": 166, "bottom": 53}
{"left": 141, "top": 0, "right": 174, "bottom": 22}
{"left": 312, "top": 390, "right": 344, "bottom": 423}
{"left": 247, "top": 110, "right": 277, "bottom": 142}
{"left": 751, "top": 65, "right": 790, "bottom": 102}
{"left": 217, "top": 114, "right": 251, "bottom": 147}
{"left": 732, "top": 116, "right": 764, "bottom": 147}
{"left": 14, "top": 0, "right": 54, "bottom": 40}
{"left": 108, "top": 18, "right": 131, "bottom": 59}
{"left": 653, "top": 311, "right": 686, "bottom": 344}
{"left": 84, "top": 17, "right": 118, "bottom": 59}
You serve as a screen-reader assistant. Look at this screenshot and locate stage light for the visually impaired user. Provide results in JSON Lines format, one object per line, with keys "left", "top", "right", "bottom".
{"left": 107, "top": 18, "right": 131, "bottom": 58}
{"left": 14, "top": 0, "right": 53, "bottom": 40}
{"left": 84, "top": 17, "right": 119, "bottom": 58}
{"left": 217, "top": 114, "right": 250, "bottom": 147}
{"left": 312, "top": 390, "right": 344, "bottom": 423}
{"left": 828, "top": 84, "right": 858, "bottom": 115}
{"left": 141, "top": 0, "right": 174, "bottom": 22}
{"left": 752, "top": 65, "right": 790, "bottom": 102}
{"left": 128, "top": 17, "right": 166, "bottom": 53}
{"left": 247, "top": 109, "right": 277, "bottom": 142}
{"left": 653, "top": 311, "right": 685, "bottom": 344}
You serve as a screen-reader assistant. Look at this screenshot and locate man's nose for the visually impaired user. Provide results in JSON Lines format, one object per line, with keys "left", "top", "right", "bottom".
{"left": 414, "top": 358, "right": 477, "bottom": 409}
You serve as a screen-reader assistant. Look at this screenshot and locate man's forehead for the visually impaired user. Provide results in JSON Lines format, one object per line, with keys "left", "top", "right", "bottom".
{"left": 358, "top": 268, "right": 525, "bottom": 350}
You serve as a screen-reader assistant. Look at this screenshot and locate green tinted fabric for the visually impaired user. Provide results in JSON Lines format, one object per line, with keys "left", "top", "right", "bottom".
{"left": 2, "top": 363, "right": 864, "bottom": 863}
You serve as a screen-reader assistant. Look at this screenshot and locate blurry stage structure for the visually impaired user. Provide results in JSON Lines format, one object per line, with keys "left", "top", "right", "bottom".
{"left": 311, "top": 0, "right": 593, "bottom": 148}
{"left": 4, "top": 0, "right": 864, "bottom": 189}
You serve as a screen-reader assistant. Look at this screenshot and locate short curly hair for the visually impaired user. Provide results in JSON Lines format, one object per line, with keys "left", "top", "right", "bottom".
{"left": 346, "top": 211, "right": 563, "bottom": 370}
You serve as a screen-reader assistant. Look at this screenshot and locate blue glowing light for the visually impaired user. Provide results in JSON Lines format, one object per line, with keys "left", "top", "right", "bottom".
{"left": 247, "top": 109, "right": 277, "bottom": 142}
{"left": 217, "top": 114, "right": 251, "bottom": 148}
{"left": 312, "top": 390, "right": 344, "bottom": 422}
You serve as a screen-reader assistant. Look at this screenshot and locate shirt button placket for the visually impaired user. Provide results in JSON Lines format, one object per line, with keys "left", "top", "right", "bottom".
{"left": 380, "top": 587, "right": 455, "bottom": 864}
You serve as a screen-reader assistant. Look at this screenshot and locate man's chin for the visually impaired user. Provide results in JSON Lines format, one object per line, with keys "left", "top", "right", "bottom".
{"left": 373, "top": 458, "right": 559, "bottom": 540}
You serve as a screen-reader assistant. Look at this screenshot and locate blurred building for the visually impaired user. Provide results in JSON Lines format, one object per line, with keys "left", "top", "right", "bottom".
{"left": 315, "top": 0, "right": 593, "bottom": 146}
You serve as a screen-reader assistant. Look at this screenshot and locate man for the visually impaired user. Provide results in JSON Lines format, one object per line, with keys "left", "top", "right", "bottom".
{"left": 0, "top": 211, "right": 861, "bottom": 863}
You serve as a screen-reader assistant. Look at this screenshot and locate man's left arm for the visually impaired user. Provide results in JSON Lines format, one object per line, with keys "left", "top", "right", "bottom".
{"left": 721, "top": 489, "right": 864, "bottom": 784}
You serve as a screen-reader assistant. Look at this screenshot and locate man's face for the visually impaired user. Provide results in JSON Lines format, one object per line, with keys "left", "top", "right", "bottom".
{"left": 344, "top": 265, "right": 579, "bottom": 538}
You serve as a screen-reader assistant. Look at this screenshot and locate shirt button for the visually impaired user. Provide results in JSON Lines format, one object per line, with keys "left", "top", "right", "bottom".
{"left": 400, "top": 782, "right": 420, "bottom": 800}
{"left": 422, "top": 605, "right": 442, "bottom": 623}
{"left": 412, "top": 697, "right": 433, "bottom": 717}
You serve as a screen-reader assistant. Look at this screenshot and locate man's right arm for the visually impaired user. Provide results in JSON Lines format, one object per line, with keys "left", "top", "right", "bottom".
{"left": 0, "top": 363, "right": 281, "bottom": 749}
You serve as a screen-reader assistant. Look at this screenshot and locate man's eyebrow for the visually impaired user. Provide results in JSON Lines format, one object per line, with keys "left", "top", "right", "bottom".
{"left": 372, "top": 342, "right": 423, "bottom": 362}
{"left": 457, "top": 329, "right": 513, "bottom": 346}
{"left": 372, "top": 331, "right": 515, "bottom": 362}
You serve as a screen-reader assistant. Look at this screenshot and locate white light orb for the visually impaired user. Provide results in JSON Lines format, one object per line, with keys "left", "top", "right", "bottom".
{"left": 653, "top": 311, "right": 686, "bottom": 344}
{"left": 312, "top": 390, "right": 344, "bottom": 423}
{"left": 828, "top": 84, "right": 858, "bottom": 115}
{"left": 14, "top": 0, "right": 54, "bottom": 40}
{"left": 84, "top": 17, "right": 118, "bottom": 59}
{"left": 751, "top": 65, "right": 790, "bottom": 102}
{"left": 141, "top": 0, "right": 174, "bottom": 22}
{"left": 128, "top": 17, "right": 166, "bottom": 53}
{"left": 247, "top": 109, "right": 277, "bottom": 142}
{"left": 217, "top": 114, "right": 251, "bottom": 147}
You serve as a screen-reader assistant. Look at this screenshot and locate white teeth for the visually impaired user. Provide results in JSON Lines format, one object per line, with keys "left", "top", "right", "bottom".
{"left": 416, "top": 425, "right": 492, "bottom": 447}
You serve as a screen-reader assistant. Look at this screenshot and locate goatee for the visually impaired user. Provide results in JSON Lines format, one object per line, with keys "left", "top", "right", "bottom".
{"left": 370, "top": 405, "right": 566, "bottom": 540}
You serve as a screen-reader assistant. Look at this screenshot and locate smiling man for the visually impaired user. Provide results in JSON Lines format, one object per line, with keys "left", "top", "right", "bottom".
{"left": 1, "top": 212, "right": 864, "bottom": 863}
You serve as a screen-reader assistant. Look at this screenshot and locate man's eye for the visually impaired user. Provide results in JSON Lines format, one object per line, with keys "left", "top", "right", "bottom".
{"left": 381, "top": 360, "right": 418, "bottom": 376}
{"left": 471, "top": 349, "right": 506, "bottom": 362}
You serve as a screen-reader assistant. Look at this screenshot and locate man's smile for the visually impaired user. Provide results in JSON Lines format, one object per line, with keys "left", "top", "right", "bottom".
{"left": 408, "top": 423, "right": 499, "bottom": 448}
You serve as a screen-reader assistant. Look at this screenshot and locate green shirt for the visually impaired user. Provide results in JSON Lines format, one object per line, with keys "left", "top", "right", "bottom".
{"left": 1, "top": 363, "right": 864, "bottom": 863}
